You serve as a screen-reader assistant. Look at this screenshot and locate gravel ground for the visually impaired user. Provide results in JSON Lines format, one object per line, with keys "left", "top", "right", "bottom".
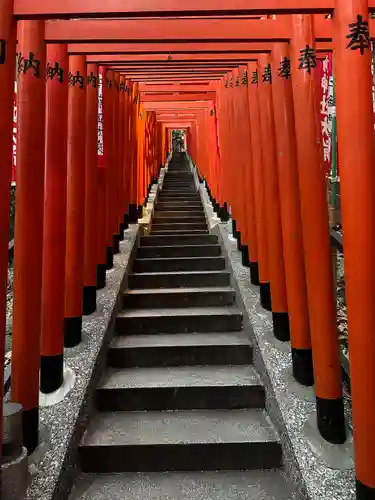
{"left": 336, "top": 251, "right": 348, "bottom": 358}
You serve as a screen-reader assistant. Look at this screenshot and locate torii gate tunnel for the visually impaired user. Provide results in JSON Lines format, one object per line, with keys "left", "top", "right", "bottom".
{"left": 1, "top": 1, "right": 375, "bottom": 499}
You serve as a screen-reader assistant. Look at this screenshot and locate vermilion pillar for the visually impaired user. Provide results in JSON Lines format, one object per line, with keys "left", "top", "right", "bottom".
{"left": 0, "top": 0, "right": 16, "bottom": 461}
{"left": 118, "top": 75, "right": 126, "bottom": 238}
{"left": 291, "top": 14, "right": 345, "bottom": 443}
{"left": 271, "top": 43, "right": 313, "bottom": 385}
{"left": 83, "top": 62, "right": 98, "bottom": 315}
{"left": 41, "top": 44, "right": 68, "bottom": 394}
{"left": 96, "top": 66, "right": 107, "bottom": 289}
{"left": 240, "top": 65, "right": 259, "bottom": 284}
{"left": 104, "top": 69, "right": 114, "bottom": 268}
{"left": 334, "top": 1, "right": 375, "bottom": 496}
{"left": 112, "top": 72, "right": 121, "bottom": 254}
{"left": 64, "top": 55, "right": 86, "bottom": 348}
{"left": 257, "top": 54, "right": 289, "bottom": 340}
{"left": 247, "top": 62, "right": 271, "bottom": 307}
{"left": 12, "top": 20, "right": 46, "bottom": 453}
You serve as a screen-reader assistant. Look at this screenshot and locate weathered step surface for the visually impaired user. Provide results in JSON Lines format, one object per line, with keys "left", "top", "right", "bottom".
{"left": 96, "top": 365, "right": 265, "bottom": 411}
{"left": 155, "top": 210, "right": 204, "bottom": 218}
{"left": 128, "top": 270, "right": 231, "bottom": 289}
{"left": 116, "top": 306, "right": 243, "bottom": 334}
{"left": 153, "top": 216, "right": 206, "bottom": 224}
{"left": 140, "top": 234, "right": 218, "bottom": 246}
{"left": 155, "top": 203, "right": 203, "bottom": 210}
{"left": 133, "top": 256, "right": 226, "bottom": 273}
{"left": 107, "top": 332, "right": 253, "bottom": 368}
{"left": 70, "top": 470, "right": 297, "bottom": 500}
{"left": 137, "top": 244, "right": 220, "bottom": 258}
{"left": 151, "top": 223, "right": 207, "bottom": 232}
{"left": 123, "top": 286, "right": 236, "bottom": 308}
{"left": 79, "top": 409, "right": 282, "bottom": 472}
{"left": 151, "top": 229, "right": 209, "bottom": 235}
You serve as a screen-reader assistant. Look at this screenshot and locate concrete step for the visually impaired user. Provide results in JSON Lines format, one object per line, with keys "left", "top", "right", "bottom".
{"left": 159, "top": 194, "right": 200, "bottom": 199}
{"left": 151, "top": 223, "right": 207, "bottom": 232}
{"left": 137, "top": 244, "right": 221, "bottom": 258}
{"left": 140, "top": 234, "right": 218, "bottom": 246}
{"left": 151, "top": 229, "right": 209, "bottom": 235}
{"left": 123, "top": 286, "right": 235, "bottom": 308}
{"left": 79, "top": 409, "right": 281, "bottom": 472}
{"left": 116, "top": 306, "right": 243, "bottom": 334}
{"left": 107, "top": 332, "right": 253, "bottom": 368}
{"left": 132, "top": 256, "right": 226, "bottom": 273}
{"left": 155, "top": 211, "right": 204, "bottom": 218}
{"left": 96, "top": 365, "right": 265, "bottom": 411}
{"left": 128, "top": 270, "right": 231, "bottom": 289}
{"left": 156, "top": 203, "right": 202, "bottom": 210}
{"left": 69, "top": 470, "right": 297, "bottom": 500}
{"left": 162, "top": 184, "right": 195, "bottom": 188}
{"left": 153, "top": 217, "right": 206, "bottom": 225}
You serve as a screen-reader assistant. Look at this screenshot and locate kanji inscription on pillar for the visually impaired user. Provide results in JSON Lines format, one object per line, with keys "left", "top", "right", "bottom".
{"left": 298, "top": 45, "right": 316, "bottom": 74}
{"left": 17, "top": 52, "right": 41, "bottom": 77}
{"left": 346, "top": 15, "right": 370, "bottom": 55}
{"left": 88, "top": 72, "right": 97, "bottom": 88}
{"left": 68, "top": 71, "right": 85, "bottom": 88}
{"left": 262, "top": 64, "right": 272, "bottom": 83}
{"left": 97, "top": 71, "right": 104, "bottom": 160}
{"left": 46, "top": 62, "right": 64, "bottom": 83}
{"left": 277, "top": 57, "right": 291, "bottom": 79}
{"left": 251, "top": 70, "right": 258, "bottom": 85}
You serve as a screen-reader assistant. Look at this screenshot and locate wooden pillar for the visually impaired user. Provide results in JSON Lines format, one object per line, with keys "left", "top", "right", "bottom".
{"left": 247, "top": 62, "right": 271, "bottom": 309}
{"left": 112, "top": 72, "right": 121, "bottom": 254}
{"left": 82, "top": 62, "right": 98, "bottom": 315}
{"left": 240, "top": 65, "right": 259, "bottom": 283}
{"left": 0, "top": 0, "right": 16, "bottom": 461}
{"left": 334, "top": 0, "right": 375, "bottom": 495}
{"left": 271, "top": 42, "right": 314, "bottom": 385}
{"left": 96, "top": 66, "right": 107, "bottom": 289}
{"left": 64, "top": 54, "right": 86, "bottom": 348}
{"left": 291, "top": 14, "right": 345, "bottom": 444}
{"left": 40, "top": 43, "right": 68, "bottom": 394}
{"left": 11, "top": 20, "right": 46, "bottom": 453}
{"left": 257, "top": 54, "right": 289, "bottom": 340}
{"left": 103, "top": 69, "right": 114, "bottom": 268}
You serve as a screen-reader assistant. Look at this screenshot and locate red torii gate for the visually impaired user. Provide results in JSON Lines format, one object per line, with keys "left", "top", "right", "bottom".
{"left": 1, "top": 2, "right": 375, "bottom": 499}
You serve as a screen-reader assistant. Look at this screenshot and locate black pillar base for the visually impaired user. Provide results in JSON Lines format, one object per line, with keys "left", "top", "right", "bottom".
{"left": 232, "top": 219, "right": 238, "bottom": 239}
{"left": 119, "top": 222, "right": 125, "bottom": 240}
{"left": 356, "top": 481, "right": 375, "bottom": 500}
{"left": 64, "top": 316, "right": 82, "bottom": 348}
{"left": 241, "top": 245, "right": 250, "bottom": 267}
{"left": 106, "top": 246, "right": 114, "bottom": 270}
{"left": 113, "top": 234, "right": 120, "bottom": 255}
{"left": 219, "top": 202, "right": 230, "bottom": 222}
{"left": 260, "top": 282, "right": 272, "bottom": 311}
{"left": 128, "top": 204, "right": 138, "bottom": 223}
{"left": 138, "top": 205, "right": 143, "bottom": 218}
{"left": 123, "top": 213, "right": 129, "bottom": 229}
{"left": 96, "top": 264, "right": 106, "bottom": 290}
{"left": 316, "top": 396, "right": 346, "bottom": 444}
{"left": 40, "top": 354, "right": 64, "bottom": 394}
{"left": 250, "top": 261, "right": 260, "bottom": 286}
{"left": 236, "top": 231, "right": 242, "bottom": 251}
{"left": 272, "top": 312, "right": 290, "bottom": 342}
{"left": 291, "top": 347, "right": 314, "bottom": 387}
{"left": 23, "top": 407, "right": 39, "bottom": 455}
{"left": 82, "top": 285, "right": 97, "bottom": 316}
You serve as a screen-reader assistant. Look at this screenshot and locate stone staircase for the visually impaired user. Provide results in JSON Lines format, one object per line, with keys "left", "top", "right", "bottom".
{"left": 70, "top": 153, "right": 296, "bottom": 500}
